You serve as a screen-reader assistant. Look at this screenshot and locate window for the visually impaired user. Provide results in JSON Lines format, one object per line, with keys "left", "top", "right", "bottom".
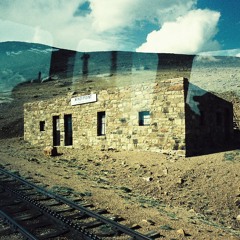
{"left": 97, "top": 111, "right": 106, "bottom": 136}
{"left": 139, "top": 111, "right": 150, "bottom": 126}
{"left": 40, "top": 121, "right": 45, "bottom": 131}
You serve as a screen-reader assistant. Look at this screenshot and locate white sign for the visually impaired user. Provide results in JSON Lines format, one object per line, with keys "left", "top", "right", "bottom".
{"left": 71, "top": 94, "right": 97, "bottom": 106}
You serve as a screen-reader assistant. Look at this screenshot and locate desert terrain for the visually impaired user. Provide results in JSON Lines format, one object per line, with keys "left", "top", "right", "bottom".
{"left": 0, "top": 136, "right": 239, "bottom": 240}
{"left": 0, "top": 66, "right": 239, "bottom": 240}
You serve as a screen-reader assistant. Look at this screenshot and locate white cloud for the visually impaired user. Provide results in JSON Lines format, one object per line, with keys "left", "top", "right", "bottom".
{"left": 32, "top": 26, "right": 53, "bottom": 46}
{"left": 0, "top": 0, "right": 88, "bottom": 49}
{"left": 89, "top": 0, "right": 136, "bottom": 32}
{"left": 199, "top": 49, "right": 240, "bottom": 57}
{"left": 0, "top": 0, "right": 222, "bottom": 53}
{"left": 89, "top": 0, "right": 196, "bottom": 32}
{"left": 0, "top": 0, "right": 82, "bottom": 26}
{"left": 76, "top": 37, "right": 119, "bottom": 52}
{"left": 136, "top": 9, "right": 221, "bottom": 54}
{"left": 0, "top": 20, "right": 35, "bottom": 43}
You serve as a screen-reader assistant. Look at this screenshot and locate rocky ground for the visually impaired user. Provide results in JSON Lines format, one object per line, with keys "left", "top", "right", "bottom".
{"left": 0, "top": 137, "right": 239, "bottom": 239}
{"left": 0, "top": 70, "right": 240, "bottom": 239}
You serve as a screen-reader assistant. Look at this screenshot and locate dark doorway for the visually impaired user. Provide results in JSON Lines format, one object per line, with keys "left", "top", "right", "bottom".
{"left": 110, "top": 51, "right": 117, "bottom": 76}
{"left": 64, "top": 114, "right": 73, "bottom": 146}
{"left": 81, "top": 53, "right": 90, "bottom": 78}
{"left": 53, "top": 116, "right": 60, "bottom": 146}
{"left": 49, "top": 48, "right": 76, "bottom": 79}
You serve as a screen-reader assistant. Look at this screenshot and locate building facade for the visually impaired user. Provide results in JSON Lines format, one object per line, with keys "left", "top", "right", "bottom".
{"left": 24, "top": 77, "right": 234, "bottom": 156}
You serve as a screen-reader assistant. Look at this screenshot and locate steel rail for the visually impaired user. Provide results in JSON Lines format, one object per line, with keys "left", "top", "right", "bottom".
{"left": 0, "top": 210, "right": 38, "bottom": 240}
{"left": 0, "top": 177, "right": 99, "bottom": 240}
{"left": 4, "top": 186, "right": 100, "bottom": 240}
{"left": 0, "top": 167, "right": 153, "bottom": 240}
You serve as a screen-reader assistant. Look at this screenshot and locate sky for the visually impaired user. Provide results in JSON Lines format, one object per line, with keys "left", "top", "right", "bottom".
{"left": 0, "top": 0, "right": 239, "bottom": 56}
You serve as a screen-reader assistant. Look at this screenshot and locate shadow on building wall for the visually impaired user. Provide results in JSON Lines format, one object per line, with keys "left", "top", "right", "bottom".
{"left": 157, "top": 53, "right": 195, "bottom": 72}
{"left": 184, "top": 79, "right": 239, "bottom": 157}
{"left": 81, "top": 53, "right": 90, "bottom": 79}
{"left": 49, "top": 48, "right": 76, "bottom": 79}
{"left": 49, "top": 50, "right": 195, "bottom": 81}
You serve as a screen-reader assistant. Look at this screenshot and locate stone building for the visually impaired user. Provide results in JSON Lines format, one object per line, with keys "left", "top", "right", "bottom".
{"left": 24, "top": 77, "right": 234, "bottom": 156}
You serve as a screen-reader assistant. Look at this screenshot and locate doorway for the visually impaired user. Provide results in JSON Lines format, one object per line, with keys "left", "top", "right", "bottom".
{"left": 64, "top": 114, "right": 73, "bottom": 146}
{"left": 53, "top": 116, "right": 60, "bottom": 146}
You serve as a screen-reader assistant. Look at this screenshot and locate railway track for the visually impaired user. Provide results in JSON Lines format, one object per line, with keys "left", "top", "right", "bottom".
{"left": 0, "top": 167, "right": 160, "bottom": 239}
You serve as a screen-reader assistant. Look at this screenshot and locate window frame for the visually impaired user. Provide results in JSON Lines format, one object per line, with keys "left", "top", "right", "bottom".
{"left": 97, "top": 111, "right": 106, "bottom": 136}
{"left": 138, "top": 111, "right": 150, "bottom": 126}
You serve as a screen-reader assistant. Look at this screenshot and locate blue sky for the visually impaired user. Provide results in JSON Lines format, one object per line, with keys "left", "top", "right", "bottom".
{"left": 197, "top": 0, "right": 240, "bottom": 50}
{"left": 0, "top": 0, "right": 239, "bottom": 56}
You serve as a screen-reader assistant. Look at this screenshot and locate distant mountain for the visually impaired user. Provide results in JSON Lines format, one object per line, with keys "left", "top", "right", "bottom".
{"left": 0, "top": 41, "right": 53, "bottom": 102}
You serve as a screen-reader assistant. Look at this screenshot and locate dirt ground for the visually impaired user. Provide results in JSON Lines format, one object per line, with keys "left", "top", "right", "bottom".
{"left": 0, "top": 137, "right": 239, "bottom": 240}
{"left": 0, "top": 70, "right": 240, "bottom": 239}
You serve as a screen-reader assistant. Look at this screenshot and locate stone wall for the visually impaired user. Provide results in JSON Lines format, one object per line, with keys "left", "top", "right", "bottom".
{"left": 24, "top": 77, "right": 186, "bottom": 155}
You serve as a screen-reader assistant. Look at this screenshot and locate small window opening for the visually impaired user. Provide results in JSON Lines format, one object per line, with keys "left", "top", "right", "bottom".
{"left": 97, "top": 111, "right": 106, "bottom": 136}
{"left": 40, "top": 121, "right": 45, "bottom": 131}
{"left": 139, "top": 111, "right": 150, "bottom": 126}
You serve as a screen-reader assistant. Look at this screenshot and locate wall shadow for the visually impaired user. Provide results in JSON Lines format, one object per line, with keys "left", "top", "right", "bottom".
{"left": 184, "top": 79, "right": 239, "bottom": 157}
{"left": 49, "top": 48, "right": 76, "bottom": 79}
{"left": 81, "top": 53, "right": 90, "bottom": 79}
{"left": 156, "top": 53, "right": 195, "bottom": 80}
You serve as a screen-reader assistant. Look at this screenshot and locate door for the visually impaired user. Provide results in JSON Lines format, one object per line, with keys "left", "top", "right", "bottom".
{"left": 64, "top": 114, "right": 73, "bottom": 146}
{"left": 53, "top": 116, "right": 60, "bottom": 146}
